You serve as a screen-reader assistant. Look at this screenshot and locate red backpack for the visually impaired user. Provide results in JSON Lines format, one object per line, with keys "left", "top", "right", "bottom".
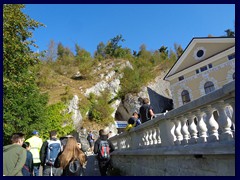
{"left": 99, "top": 140, "right": 110, "bottom": 160}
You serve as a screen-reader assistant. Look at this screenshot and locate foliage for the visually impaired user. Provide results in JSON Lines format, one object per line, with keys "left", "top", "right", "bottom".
{"left": 75, "top": 44, "right": 92, "bottom": 62}
{"left": 105, "top": 34, "right": 125, "bottom": 58}
{"left": 60, "top": 86, "right": 74, "bottom": 103}
{"left": 174, "top": 43, "right": 184, "bottom": 59}
{"left": 94, "top": 34, "right": 132, "bottom": 60}
{"left": 88, "top": 91, "right": 115, "bottom": 125}
{"left": 56, "top": 43, "right": 75, "bottom": 64}
{"left": 224, "top": 29, "right": 235, "bottom": 37}
{"left": 94, "top": 42, "right": 106, "bottom": 60}
{"left": 39, "top": 102, "right": 74, "bottom": 140}
{"left": 3, "top": 4, "right": 48, "bottom": 145}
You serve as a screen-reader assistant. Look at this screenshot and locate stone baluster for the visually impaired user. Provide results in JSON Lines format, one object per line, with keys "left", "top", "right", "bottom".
{"left": 152, "top": 127, "right": 157, "bottom": 145}
{"left": 155, "top": 126, "right": 161, "bottom": 145}
{"left": 144, "top": 131, "right": 148, "bottom": 146}
{"left": 196, "top": 110, "right": 208, "bottom": 143}
{"left": 148, "top": 129, "right": 153, "bottom": 145}
{"left": 134, "top": 131, "right": 140, "bottom": 148}
{"left": 126, "top": 135, "right": 130, "bottom": 149}
{"left": 122, "top": 138, "right": 126, "bottom": 149}
{"left": 119, "top": 138, "right": 124, "bottom": 150}
{"left": 141, "top": 131, "right": 145, "bottom": 148}
{"left": 138, "top": 130, "right": 144, "bottom": 148}
{"left": 202, "top": 105, "right": 219, "bottom": 142}
{"left": 214, "top": 100, "right": 233, "bottom": 141}
{"left": 180, "top": 115, "right": 190, "bottom": 145}
{"left": 225, "top": 97, "right": 235, "bottom": 138}
{"left": 173, "top": 118, "right": 183, "bottom": 145}
{"left": 146, "top": 129, "right": 150, "bottom": 146}
{"left": 116, "top": 139, "right": 120, "bottom": 150}
{"left": 124, "top": 137, "right": 127, "bottom": 149}
{"left": 187, "top": 113, "right": 198, "bottom": 144}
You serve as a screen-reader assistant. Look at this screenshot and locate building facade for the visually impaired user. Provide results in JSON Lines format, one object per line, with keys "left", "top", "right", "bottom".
{"left": 164, "top": 37, "right": 235, "bottom": 108}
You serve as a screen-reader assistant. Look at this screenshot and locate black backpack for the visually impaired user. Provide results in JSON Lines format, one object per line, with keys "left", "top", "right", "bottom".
{"left": 66, "top": 160, "right": 83, "bottom": 176}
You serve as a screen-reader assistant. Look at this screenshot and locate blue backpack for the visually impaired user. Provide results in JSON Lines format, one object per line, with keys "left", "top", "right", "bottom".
{"left": 45, "top": 139, "right": 61, "bottom": 166}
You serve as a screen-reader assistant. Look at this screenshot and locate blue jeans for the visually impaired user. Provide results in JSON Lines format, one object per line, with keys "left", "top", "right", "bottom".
{"left": 33, "top": 163, "right": 41, "bottom": 176}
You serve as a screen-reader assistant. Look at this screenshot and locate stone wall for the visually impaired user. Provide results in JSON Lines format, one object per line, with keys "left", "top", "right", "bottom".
{"left": 111, "top": 142, "right": 235, "bottom": 176}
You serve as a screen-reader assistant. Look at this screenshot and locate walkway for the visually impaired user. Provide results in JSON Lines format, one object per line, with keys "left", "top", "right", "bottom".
{"left": 84, "top": 154, "right": 101, "bottom": 176}
{"left": 39, "top": 153, "right": 101, "bottom": 176}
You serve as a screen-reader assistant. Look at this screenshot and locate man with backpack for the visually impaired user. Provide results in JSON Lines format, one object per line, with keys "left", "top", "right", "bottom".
{"left": 40, "top": 130, "right": 61, "bottom": 176}
{"left": 94, "top": 128, "right": 115, "bottom": 176}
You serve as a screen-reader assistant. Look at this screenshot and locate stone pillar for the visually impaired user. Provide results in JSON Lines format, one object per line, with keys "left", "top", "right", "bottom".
{"left": 214, "top": 100, "right": 233, "bottom": 141}
{"left": 196, "top": 109, "right": 208, "bottom": 143}
{"left": 225, "top": 97, "right": 235, "bottom": 138}
{"left": 173, "top": 117, "right": 183, "bottom": 145}
{"left": 187, "top": 112, "right": 198, "bottom": 144}
{"left": 202, "top": 105, "right": 219, "bottom": 142}
{"left": 159, "top": 119, "right": 175, "bottom": 146}
{"left": 180, "top": 115, "right": 190, "bottom": 145}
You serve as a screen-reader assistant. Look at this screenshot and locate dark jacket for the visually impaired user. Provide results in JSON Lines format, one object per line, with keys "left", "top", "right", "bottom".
{"left": 139, "top": 104, "right": 154, "bottom": 123}
{"left": 22, "top": 150, "right": 33, "bottom": 176}
{"left": 94, "top": 135, "right": 115, "bottom": 161}
{"left": 3, "top": 144, "right": 27, "bottom": 176}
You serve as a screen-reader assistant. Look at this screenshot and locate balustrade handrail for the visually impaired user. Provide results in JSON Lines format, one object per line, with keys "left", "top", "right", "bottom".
{"left": 110, "top": 81, "right": 235, "bottom": 151}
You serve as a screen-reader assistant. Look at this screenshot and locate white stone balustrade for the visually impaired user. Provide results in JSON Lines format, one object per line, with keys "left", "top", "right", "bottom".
{"left": 110, "top": 81, "right": 235, "bottom": 150}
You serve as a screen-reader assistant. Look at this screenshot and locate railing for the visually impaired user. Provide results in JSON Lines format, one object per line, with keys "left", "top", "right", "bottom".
{"left": 110, "top": 81, "right": 235, "bottom": 151}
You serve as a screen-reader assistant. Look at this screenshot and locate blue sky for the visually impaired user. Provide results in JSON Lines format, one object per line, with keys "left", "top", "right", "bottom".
{"left": 23, "top": 4, "right": 235, "bottom": 56}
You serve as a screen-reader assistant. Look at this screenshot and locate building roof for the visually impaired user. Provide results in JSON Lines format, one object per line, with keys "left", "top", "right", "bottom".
{"left": 164, "top": 37, "right": 235, "bottom": 81}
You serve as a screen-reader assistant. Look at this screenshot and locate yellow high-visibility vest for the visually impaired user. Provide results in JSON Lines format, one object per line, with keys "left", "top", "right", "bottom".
{"left": 26, "top": 136, "right": 43, "bottom": 164}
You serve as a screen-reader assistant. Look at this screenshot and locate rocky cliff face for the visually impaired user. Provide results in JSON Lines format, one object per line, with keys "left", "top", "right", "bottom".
{"left": 115, "top": 71, "right": 173, "bottom": 121}
{"left": 68, "top": 61, "right": 173, "bottom": 133}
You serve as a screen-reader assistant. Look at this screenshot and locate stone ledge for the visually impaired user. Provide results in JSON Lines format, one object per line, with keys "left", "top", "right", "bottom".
{"left": 111, "top": 140, "right": 235, "bottom": 156}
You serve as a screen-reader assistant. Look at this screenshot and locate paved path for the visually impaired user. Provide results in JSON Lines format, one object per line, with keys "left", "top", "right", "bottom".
{"left": 38, "top": 154, "right": 101, "bottom": 176}
{"left": 84, "top": 154, "right": 101, "bottom": 176}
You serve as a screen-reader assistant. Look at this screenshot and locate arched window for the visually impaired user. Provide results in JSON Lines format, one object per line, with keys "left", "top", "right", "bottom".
{"left": 181, "top": 90, "right": 190, "bottom": 104}
{"left": 233, "top": 72, "right": 235, "bottom": 80}
{"left": 204, "top": 81, "right": 215, "bottom": 94}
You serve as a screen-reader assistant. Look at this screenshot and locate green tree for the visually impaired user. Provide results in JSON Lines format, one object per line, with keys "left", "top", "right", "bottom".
{"left": 174, "top": 43, "right": 183, "bottom": 59}
{"left": 158, "top": 45, "right": 168, "bottom": 60}
{"left": 105, "top": 34, "right": 125, "bottom": 58}
{"left": 57, "top": 42, "right": 65, "bottom": 59}
{"left": 39, "top": 102, "right": 74, "bottom": 140}
{"left": 137, "top": 44, "right": 152, "bottom": 60}
{"left": 88, "top": 91, "right": 114, "bottom": 125}
{"left": 224, "top": 29, "right": 235, "bottom": 37}
{"left": 3, "top": 4, "right": 48, "bottom": 145}
{"left": 75, "top": 44, "right": 91, "bottom": 62}
{"left": 94, "top": 42, "right": 106, "bottom": 60}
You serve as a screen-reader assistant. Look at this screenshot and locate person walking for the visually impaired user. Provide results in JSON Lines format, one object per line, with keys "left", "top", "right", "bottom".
{"left": 54, "top": 137, "right": 87, "bottom": 176}
{"left": 139, "top": 97, "right": 155, "bottom": 123}
{"left": 87, "top": 131, "right": 94, "bottom": 154}
{"left": 94, "top": 128, "right": 115, "bottom": 176}
{"left": 25, "top": 130, "right": 43, "bottom": 176}
{"left": 22, "top": 142, "right": 34, "bottom": 176}
{"left": 125, "top": 112, "right": 139, "bottom": 131}
{"left": 3, "top": 133, "right": 27, "bottom": 176}
{"left": 40, "top": 130, "right": 61, "bottom": 176}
